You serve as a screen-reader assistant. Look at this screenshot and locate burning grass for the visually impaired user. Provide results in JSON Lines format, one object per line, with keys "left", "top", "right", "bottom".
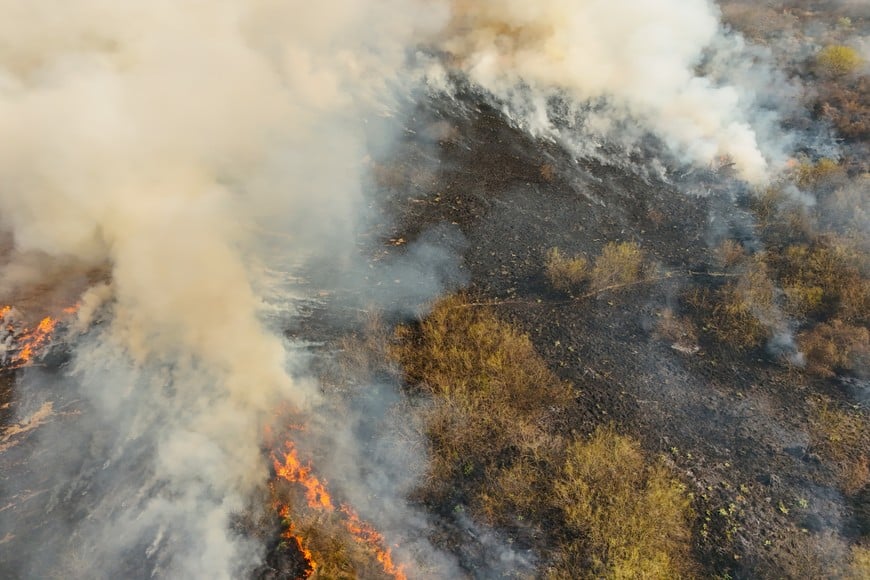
{"left": 269, "top": 439, "right": 407, "bottom": 580}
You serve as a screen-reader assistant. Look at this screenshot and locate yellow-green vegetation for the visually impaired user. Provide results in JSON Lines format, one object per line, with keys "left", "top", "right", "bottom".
{"left": 808, "top": 397, "right": 870, "bottom": 496}
{"left": 545, "top": 247, "right": 589, "bottom": 292}
{"left": 799, "top": 320, "right": 870, "bottom": 378}
{"left": 590, "top": 241, "right": 645, "bottom": 291}
{"left": 816, "top": 45, "right": 863, "bottom": 77}
{"left": 553, "top": 427, "right": 695, "bottom": 579}
{"left": 392, "top": 294, "right": 697, "bottom": 578}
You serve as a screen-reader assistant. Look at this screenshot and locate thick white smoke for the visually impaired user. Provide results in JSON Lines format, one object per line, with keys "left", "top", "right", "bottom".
{"left": 434, "top": 0, "right": 773, "bottom": 183}
{"left": 0, "top": 1, "right": 446, "bottom": 577}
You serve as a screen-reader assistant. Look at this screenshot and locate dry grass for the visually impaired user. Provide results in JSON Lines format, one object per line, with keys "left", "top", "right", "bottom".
{"left": 590, "top": 241, "right": 645, "bottom": 291}
{"left": 808, "top": 397, "right": 870, "bottom": 496}
{"left": 545, "top": 247, "right": 589, "bottom": 293}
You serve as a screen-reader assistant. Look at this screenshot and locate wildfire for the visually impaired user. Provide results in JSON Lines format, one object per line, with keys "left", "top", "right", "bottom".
{"left": 1, "top": 304, "right": 79, "bottom": 369}
{"left": 272, "top": 440, "right": 406, "bottom": 580}
{"left": 274, "top": 441, "right": 335, "bottom": 511}
{"left": 15, "top": 316, "right": 59, "bottom": 365}
{"left": 275, "top": 503, "right": 317, "bottom": 578}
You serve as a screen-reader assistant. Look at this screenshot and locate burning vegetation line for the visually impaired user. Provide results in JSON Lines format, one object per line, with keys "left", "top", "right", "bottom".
{"left": 0, "top": 305, "right": 79, "bottom": 369}
{"left": 272, "top": 440, "right": 407, "bottom": 580}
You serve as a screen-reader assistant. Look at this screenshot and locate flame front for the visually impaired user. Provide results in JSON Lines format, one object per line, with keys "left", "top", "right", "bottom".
{"left": 1, "top": 304, "right": 79, "bottom": 369}
{"left": 272, "top": 440, "right": 406, "bottom": 580}
{"left": 275, "top": 503, "right": 317, "bottom": 578}
{"left": 15, "top": 316, "right": 59, "bottom": 365}
{"left": 273, "top": 441, "right": 334, "bottom": 511}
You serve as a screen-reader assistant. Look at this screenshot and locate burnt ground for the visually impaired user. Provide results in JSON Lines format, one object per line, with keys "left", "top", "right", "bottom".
{"left": 362, "top": 93, "right": 869, "bottom": 578}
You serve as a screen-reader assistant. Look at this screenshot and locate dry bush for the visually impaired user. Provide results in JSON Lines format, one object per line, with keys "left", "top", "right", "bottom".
{"left": 808, "top": 397, "right": 870, "bottom": 496}
{"left": 391, "top": 293, "right": 572, "bottom": 515}
{"left": 820, "top": 177, "right": 870, "bottom": 234}
{"left": 845, "top": 544, "right": 870, "bottom": 580}
{"left": 695, "top": 258, "right": 775, "bottom": 350}
{"left": 799, "top": 320, "right": 870, "bottom": 378}
{"left": 552, "top": 426, "right": 695, "bottom": 579}
{"left": 773, "top": 240, "right": 870, "bottom": 322}
{"left": 750, "top": 186, "right": 787, "bottom": 232}
{"left": 589, "top": 241, "right": 645, "bottom": 291}
{"left": 816, "top": 75, "right": 870, "bottom": 143}
{"left": 540, "top": 162, "right": 556, "bottom": 182}
{"left": 795, "top": 157, "right": 845, "bottom": 189}
{"left": 719, "top": 3, "right": 798, "bottom": 44}
{"left": 816, "top": 45, "right": 863, "bottom": 77}
{"left": 545, "top": 247, "right": 589, "bottom": 293}
{"left": 715, "top": 239, "right": 747, "bottom": 269}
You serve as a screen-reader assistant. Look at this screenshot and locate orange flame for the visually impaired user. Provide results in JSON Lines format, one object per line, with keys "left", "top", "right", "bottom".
{"left": 15, "top": 316, "right": 59, "bottom": 365}
{"left": 273, "top": 441, "right": 334, "bottom": 511}
{"left": 1, "top": 304, "right": 79, "bottom": 369}
{"left": 272, "top": 439, "right": 406, "bottom": 580}
{"left": 275, "top": 503, "right": 317, "bottom": 578}
{"left": 341, "top": 505, "right": 407, "bottom": 580}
